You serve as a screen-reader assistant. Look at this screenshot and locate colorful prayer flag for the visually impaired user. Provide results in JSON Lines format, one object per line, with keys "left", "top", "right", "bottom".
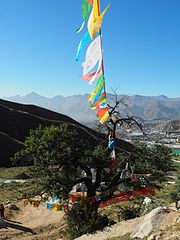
{"left": 89, "top": 73, "right": 107, "bottom": 109}
{"left": 90, "top": 91, "right": 107, "bottom": 109}
{"left": 96, "top": 107, "right": 109, "bottom": 124}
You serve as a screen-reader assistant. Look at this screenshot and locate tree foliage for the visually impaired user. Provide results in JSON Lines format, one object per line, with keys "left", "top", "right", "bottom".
{"left": 129, "top": 143, "right": 173, "bottom": 175}
{"left": 13, "top": 124, "right": 99, "bottom": 197}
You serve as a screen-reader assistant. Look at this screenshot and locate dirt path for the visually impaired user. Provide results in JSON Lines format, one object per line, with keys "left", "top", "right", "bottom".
{"left": 0, "top": 201, "right": 65, "bottom": 240}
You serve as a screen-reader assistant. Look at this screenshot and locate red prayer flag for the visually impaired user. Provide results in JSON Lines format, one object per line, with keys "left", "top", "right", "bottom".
{"left": 81, "top": 69, "right": 102, "bottom": 81}
{"left": 88, "top": 0, "right": 93, "bottom": 5}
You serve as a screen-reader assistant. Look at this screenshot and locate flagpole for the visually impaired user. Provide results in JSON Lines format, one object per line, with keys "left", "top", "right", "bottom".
{"left": 97, "top": 0, "right": 106, "bottom": 93}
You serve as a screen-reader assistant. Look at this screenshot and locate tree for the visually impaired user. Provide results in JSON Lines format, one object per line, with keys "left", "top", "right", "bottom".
{"left": 13, "top": 123, "right": 114, "bottom": 237}
{"left": 11, "top": 121, "right": 142, "bottom": 236}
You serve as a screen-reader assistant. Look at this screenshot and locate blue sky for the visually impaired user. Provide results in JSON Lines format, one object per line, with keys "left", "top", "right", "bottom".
{"left": 0, "top": 0, "right": 179, "bottom": 98}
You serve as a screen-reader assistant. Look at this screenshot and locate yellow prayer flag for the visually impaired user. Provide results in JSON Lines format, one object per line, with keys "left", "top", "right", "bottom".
{"left": 88, "top": 0, "right": 110, "bottom": 39}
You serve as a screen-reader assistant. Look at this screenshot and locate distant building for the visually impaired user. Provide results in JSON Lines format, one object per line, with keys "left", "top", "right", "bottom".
{"left": 177, "top": 136, "right": 180, "bottom": 143}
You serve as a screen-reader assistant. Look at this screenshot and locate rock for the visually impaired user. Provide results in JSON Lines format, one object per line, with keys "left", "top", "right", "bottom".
{"left": 143, "top": 197, "right": 152, "bottom": 205}
{"left": 5, "top": 203, "right": 19, "bottom": 210}
{"left": 148, "top": 234, "right": 156, "bottom": 240}
{"left": 176, "top": 216, "right": 180, "bottom": 223}
{"left": 167, "top": 181, "right": 176, "bottom": 185}
{"left": 130, "top": 207, "right": 166, "bottom": 239}
{"left": 147, "top": 233, "right": 161, "bottom": 240}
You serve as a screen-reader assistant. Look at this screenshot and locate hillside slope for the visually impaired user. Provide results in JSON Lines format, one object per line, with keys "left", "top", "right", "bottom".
{"left": 0, "top": 99, "right": 133, "bottom": 167}
{"left": 154, "top": 119, "right": 180, "bottom": 132}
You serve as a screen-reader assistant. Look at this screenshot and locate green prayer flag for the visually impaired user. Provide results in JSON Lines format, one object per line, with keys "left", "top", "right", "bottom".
{"left": 82, "top": 0, "right": 92, "bottom": 20}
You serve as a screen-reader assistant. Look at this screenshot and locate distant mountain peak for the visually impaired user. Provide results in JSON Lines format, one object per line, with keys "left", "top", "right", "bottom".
{"left": 156, "top": 95, "right": 169, "bottom": 100}
{"left": 26, "top": 92, "right": 41, "bottom": 97}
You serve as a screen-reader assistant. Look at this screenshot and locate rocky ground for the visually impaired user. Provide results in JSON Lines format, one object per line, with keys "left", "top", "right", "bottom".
{"left": 0, "top": 200, "right": 179, "bottom": 240}
{"left": 76, "top": 204, "right": 180, "bottom": 240}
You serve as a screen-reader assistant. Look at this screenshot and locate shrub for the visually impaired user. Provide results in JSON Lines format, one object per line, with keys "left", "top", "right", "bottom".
{"left": 170, "top": 174, "right": 180, "bottom": 210}
{"left": 115, "top": 205, "right": 142, "bottom": 221}
{"left": 65, "top": 202, "right": 109, "bottom": 239}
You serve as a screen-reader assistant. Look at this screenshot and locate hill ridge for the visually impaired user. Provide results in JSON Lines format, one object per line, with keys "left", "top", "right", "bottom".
{"left": 0, "top": 98, "right": 134, "bottom": 167}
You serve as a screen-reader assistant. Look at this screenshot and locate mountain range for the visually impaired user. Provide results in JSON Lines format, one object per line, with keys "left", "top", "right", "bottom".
{"left": 5, "top": 92, "right": 180, "bottom": 122}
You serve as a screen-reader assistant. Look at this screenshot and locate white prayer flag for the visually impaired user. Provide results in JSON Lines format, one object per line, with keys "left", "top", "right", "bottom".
{"left": 82, "top": 35, "right": 102, "bottom": 79}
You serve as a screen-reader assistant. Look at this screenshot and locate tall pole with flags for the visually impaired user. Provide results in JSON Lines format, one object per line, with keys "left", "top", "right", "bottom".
{"left": 76, "top": 0, "right": 110, "bottom": 124}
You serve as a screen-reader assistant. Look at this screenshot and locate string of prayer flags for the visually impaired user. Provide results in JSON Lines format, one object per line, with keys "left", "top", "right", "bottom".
{"left": 76, "top": 0, "right": 93, "bottom": 33}
{"left": 76, "top": 0, "right": 110, "bottom": 124}
{"left": 88, "top": 0, "right": 110, "bottom": 39}
{"left": 99, "top": 187, "right": 155, "bottom": 208}
{"left": 69, "top": 185, "right": 155, "bottom": 208}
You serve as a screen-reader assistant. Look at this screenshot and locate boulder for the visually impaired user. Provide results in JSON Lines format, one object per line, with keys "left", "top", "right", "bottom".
{"left": 130, "top": 207, "right": 166, "bottom": 239}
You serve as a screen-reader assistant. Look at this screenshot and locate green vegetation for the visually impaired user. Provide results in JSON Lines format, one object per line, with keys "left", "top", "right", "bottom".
{"left": 170, "top": 173, "right": 180, "bottom": 209}
{"left": 0, "top": 166, "right": 29, "bottom": 179}
{"left": 0, "top": 179, "right": 40, "bottom": 203}
{"left": 0, "top": 166, "right": 37, "bottom": 203}
{"left": 130, "top": 143, "right": 174, "bottom": 176}
{"left": 65, "top": 201, "right": 109, "bottom": 239}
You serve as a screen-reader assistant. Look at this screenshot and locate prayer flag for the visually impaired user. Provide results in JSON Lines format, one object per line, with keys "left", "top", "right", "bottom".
{"left": 76, "top": 32, "right": 91, "bottom": 61}
{"left": 96, "top": 107, "right": 109, "bottom": 124}
{"left": 88, "top": 0, "right": 110, "bottom": 39}
{"left": 109, "top": 149, "right": 116, "bottom": 171}
{"left": 75, "top": 0, "right": 92, "bottom": 33}
{"left": 82, "top": 35, "right": 102, "bottom": 78}
{"left": 90, "top": 91, "right": 107, "bottom": 109}
{"left": 81, "top": 69, "right": 102, "bottom": 81}
{"left": 82, "top": 0, "right": 92, "bottom": 20}
{"left": 89, "top": 73, "right": 107, "bottom": 109}
{"left": 88, "top": 0, "right": 93, "bottom": 4}
{"left": 75, "top": 21, "right": 85, "bottom": 34}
